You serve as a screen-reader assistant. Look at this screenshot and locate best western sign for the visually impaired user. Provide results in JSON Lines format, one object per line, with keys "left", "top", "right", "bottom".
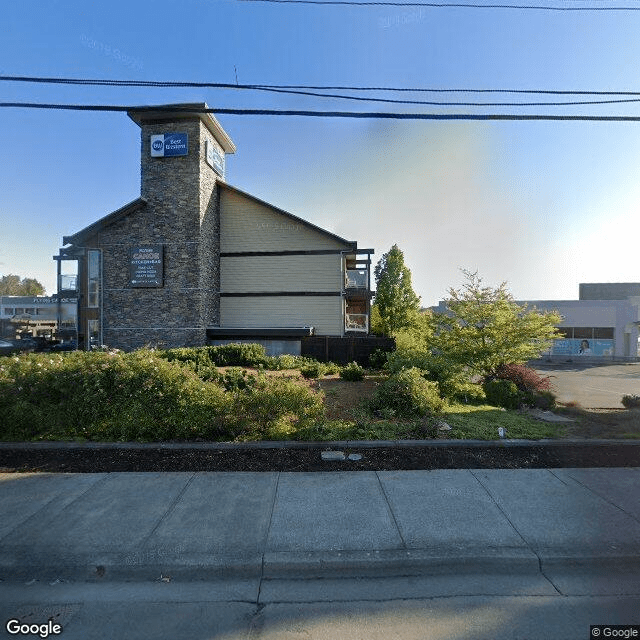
{"left": 150, "top": 133, "right": 188, "bottom": 157}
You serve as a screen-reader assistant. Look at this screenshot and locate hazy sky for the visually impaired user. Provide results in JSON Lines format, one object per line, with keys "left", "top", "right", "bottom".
{"left": 2, "top": 0, "right": 640, "bottom": 305}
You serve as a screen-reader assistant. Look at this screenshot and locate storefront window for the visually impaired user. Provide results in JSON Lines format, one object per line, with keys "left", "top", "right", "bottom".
{"left": 87, "top": 250, "right": 101, "bottom": 308}
{"left": 550, "top": 326, "right": 615, "bottom": 356}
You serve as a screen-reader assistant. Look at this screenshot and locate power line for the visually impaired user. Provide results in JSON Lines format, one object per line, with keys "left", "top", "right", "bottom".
{"left": 3, "top": 76, "right": 640, "bottom": 107}
{"left": 237, "top": 0, "right": 640, "bottom": 9}
{"left": 2, "top": 76, "right": 640, "bottom": 95}
{"left": 3, "top": 102, "right": 640, "bottom": 121}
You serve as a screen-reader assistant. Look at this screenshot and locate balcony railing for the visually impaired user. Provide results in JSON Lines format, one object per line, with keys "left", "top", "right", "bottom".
{"left": 345, "top": 313, "right": 368, "bottom": 332}
{"left": 345, "top": 269, "right": 368, "bottom": 289}
{"left": 58, "top": 274, "right": 78, "bottom": 292}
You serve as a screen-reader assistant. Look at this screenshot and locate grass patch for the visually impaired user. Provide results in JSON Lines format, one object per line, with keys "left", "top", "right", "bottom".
{"left": 442, "top": 404, "right": 565, "bottom": 440}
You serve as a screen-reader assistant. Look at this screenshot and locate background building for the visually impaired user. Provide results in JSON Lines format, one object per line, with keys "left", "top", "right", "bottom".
{"left": 55, "top": 104, "right": 378, "bottom": 358}
{"left": 0, "top": 295, "right": 77, "bottom": 341}
{"left": 528, "top": 283, "right": 640, "bottom": 360}
{"left": 432, "top": 282, "right": 640, "bottom": 361}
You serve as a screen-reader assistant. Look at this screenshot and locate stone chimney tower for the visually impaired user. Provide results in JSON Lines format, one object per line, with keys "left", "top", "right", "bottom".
{"left": 125, "top": 104, "right": 236, "bottom": 345}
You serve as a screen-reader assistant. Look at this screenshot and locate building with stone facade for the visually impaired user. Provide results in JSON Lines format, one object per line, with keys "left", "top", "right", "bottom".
{"left": 55, "top": 104, "right": 374, "bottom": 356}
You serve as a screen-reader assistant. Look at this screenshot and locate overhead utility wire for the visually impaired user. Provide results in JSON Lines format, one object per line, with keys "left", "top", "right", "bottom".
{"left": 207, "top": 85, "right": 640, "bottom": 106}
{"left": 3, "top": 76, "right": 640, "bottom": 96}
{"left": 3, "top": 76, "right": 640, "bottom": 107}
{"left": 237, "top": 0, "right": 640, "bottom": 9}
{"left": 3, "top": 102, "right": 640, "bottom": 121}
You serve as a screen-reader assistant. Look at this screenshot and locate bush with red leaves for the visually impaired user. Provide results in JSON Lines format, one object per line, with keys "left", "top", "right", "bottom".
{"left": 491, "top": 364, "right": 554, "bottom": 393}
{"left": 492, "top": 364, "right": 553, "bottom": 393}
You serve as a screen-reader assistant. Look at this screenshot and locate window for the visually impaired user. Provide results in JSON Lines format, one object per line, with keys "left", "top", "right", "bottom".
{"left": 88, "top": 319, "right": 100, "bottom": 348}
{"left": 87, "top": 250, "right": 101, "bottom": 308}
{"left": 3, "top": 308, "right": 14, "bottom": 316}
{"left": 593, "top": 327, "right": 614, "bottom": 339}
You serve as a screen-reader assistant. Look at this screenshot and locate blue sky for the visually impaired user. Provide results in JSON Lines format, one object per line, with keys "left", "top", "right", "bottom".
{"left": 2, "top": 0, "right": 640, "bottom": 305}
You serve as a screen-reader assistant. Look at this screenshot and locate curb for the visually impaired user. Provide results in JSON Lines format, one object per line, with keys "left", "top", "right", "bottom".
{"left": 2, "top": 438, "right": 640, "bottom": 450}
{"left": 2, "top": 549, "right": 639, "bottom": 584}
{"left": 1, "top": 440, "right": 639, "bottom": 472}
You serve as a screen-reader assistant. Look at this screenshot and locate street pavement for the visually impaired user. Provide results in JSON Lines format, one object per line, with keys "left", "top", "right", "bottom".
{"left": 1, "top": 468, "right": 639, "bottom": 639}
{"left": 535, "top": 362, "right": 640, "bottom": 408}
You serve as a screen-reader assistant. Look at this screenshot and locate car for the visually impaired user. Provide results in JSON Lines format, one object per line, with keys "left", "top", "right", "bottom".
{"left": 0, "top": 338, "right": 38, "bottom": 355}
{"left": 0, "top": 339, "right": 18, "bottom": 356}
{"left": 50, "top": 340, "right": 77, "bottom": 352}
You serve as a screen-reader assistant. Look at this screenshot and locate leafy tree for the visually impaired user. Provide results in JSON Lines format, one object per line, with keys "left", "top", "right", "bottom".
{"left": 372, "top": 244, "right": 421, "bottom": 336}
{"left": 431, "top": 270, "right": 561, "bottom": 378}
{"left": 0, "top": 274, "right": 46, "bottom": 296}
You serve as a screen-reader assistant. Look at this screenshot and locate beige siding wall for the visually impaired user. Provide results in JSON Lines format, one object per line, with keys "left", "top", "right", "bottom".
{"left": 220, "top": 188, "right": 349, "bottom": 252}
{"left": 221, "top": 296, "right": 343, "bottom": 336}
{"left": 221, "top": 254, "right": 342, "bottom": 293}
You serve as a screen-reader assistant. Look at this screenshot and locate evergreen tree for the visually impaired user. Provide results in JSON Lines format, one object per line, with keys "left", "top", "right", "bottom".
{"left": 372, "top": 245, "right": 421, "bottom": 335}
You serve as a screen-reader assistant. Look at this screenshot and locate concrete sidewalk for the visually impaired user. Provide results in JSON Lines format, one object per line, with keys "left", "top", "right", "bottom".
{"left": 1, "top": 468, "right": 639, "bottom": 584}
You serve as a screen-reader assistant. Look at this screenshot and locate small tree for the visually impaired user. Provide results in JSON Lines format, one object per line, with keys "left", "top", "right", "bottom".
{"left": 432, "top": 270, "right": 561, "bottom": 378}
{"left": 372, "top": 244, "right": 421, "bottom": 336}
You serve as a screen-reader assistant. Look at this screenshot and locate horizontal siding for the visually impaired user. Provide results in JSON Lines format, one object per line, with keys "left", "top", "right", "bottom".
{"left": 220, "top": 188, "right": 350, "bottom": 252}
{"left": 221, "top": 254, "right": 342, "bottom": 293}
{"left": 221, "top": 296, "right": 343, "bottom": 336}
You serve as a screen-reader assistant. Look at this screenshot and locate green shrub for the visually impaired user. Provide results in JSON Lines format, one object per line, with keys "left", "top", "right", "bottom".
{"left": 157, "top": 346, "right": 219, "bottom": 381}
{"left": 530, "top": 390, "right": 557, "bottom": 410}
{"left": 219, "top": 367, "right": 257, "bottom": 392}
{"left": 0, "top": 350, "right": 232, "bottom": 442}
{"left": 385, "top": 349, "right": 469, "bottom": 402}
{"left": 450, "top": 381, "right": 486, "bottom": 405}
{"left": 323, "top": 361, "right": 341, "bottom": 375}
{"left": 482, "top": 379, "right": 521, "bottom": 410}
{"left": 300, "top": 362, "right": 326, "bottom": 379}
{"left": 622, "top": 394, "right": 640, "bottom": 409}
{"left": 208, "top": 343, "right": 267, "bottom": 367}
{"left": 484, "top": 364, "right": 557, "bottom": 410}
{"left": 233, "top": 375, "right": 325, "bottom": 438}
{"left": 0, "top": 350, "right": 331, "bottom": 443}
{"left": 368, "top": 348, "right": 390, "bottom": 370}
{"left": 340, "top": 361, "right": 365, "bottom": 381}
{"left": 370, "top": 367, "right": 445, "bottom": 418}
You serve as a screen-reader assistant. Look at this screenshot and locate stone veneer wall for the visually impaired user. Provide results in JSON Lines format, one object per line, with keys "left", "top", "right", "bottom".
{"left": 97, "top": 117, "right": 223, "bottom": 350}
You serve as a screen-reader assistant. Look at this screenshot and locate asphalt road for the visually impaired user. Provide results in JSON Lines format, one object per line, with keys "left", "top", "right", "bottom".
{"left": 2, "top": 574, "right": 638, "bottom": 640}
{"left": 536, "top": 363, "right": 640, "bottom": 408}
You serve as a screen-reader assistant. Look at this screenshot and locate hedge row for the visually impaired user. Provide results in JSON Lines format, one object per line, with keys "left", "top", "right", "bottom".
{"left": 0, "top": 350, "right": 324, "bottom": 442}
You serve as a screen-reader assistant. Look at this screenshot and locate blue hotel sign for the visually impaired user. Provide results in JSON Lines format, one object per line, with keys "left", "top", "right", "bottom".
{"left": 205, "top": 139, "right": 225, "bottom": 177}
{"left": 150, "top": 133, "right": 188, "bottom": 157}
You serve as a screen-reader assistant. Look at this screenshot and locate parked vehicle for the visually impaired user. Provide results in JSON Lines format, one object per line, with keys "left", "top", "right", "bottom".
{"left": 0, "top": 339, "right": 18, "bottom": 356}
{"left": 50, "top": 340, "right": 77, "bottom": 352}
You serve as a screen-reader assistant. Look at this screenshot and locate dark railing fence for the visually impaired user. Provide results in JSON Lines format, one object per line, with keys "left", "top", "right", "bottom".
{"left": 301, "top": 336, "right": 395, "bottom": 366}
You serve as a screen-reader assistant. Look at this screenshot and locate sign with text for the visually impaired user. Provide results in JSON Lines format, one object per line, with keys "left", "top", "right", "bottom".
{"left": 130, "top": 245, "right": 163, "bottom": 287}
{"left": 205, "top": 138, "right": 225, "bottom": 177}
{"left": 150, "top": 133, "right": 188, "bottom": 157}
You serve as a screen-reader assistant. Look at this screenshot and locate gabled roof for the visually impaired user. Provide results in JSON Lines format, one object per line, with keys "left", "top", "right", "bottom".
{"left": 220, "top": 182, "right": 357, "bottom": 250}
{"left": 62, "top": 198, "right": 147, "bottom": 246}
{"left": 62, "top": 185, "right": 358, "bottom": 251}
